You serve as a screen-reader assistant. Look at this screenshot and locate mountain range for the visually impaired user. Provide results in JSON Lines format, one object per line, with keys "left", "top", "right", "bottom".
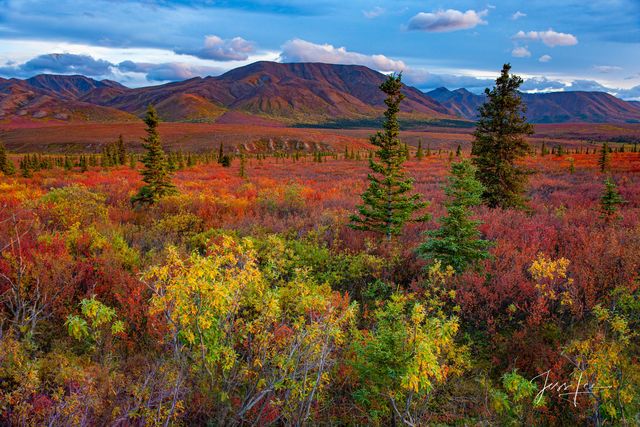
{"left": 427, "top": 87, "right": 640, "bottom": 124}
{"left": 2, "top": 61, "right": 640, "bottom": 126}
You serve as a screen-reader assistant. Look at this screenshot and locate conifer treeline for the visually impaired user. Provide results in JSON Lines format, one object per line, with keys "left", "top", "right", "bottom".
{"left": 2, "top": 140, "right": 631, "bottom": 179}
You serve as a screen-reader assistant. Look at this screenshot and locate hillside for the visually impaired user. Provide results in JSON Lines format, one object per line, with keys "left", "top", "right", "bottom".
{"left": 0, "top": 77, "right": 137, "bottom": 123}
{"left": 99, "top": 62, "right": 454, "bottom": 124}
{"left": 3, "top": 62, "right": 640, "bottom": 125}
{"left": 24, "top": 74, "right": 127, "bottom": 100}
{"left": 427, "top": 87, "right": 640, "bottom": 124}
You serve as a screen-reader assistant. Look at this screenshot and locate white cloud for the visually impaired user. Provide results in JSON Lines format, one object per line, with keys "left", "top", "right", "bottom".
{"left": 175, "top": 35, "right": 255, "bottom": 61}
{"left": 539, "top": 54, "right": 552, "bottom": 62}
{"left": 407, "top": 9, "right": 488, "bottom": 32}
{"left": 280, "top": 39, "right": 405, "bottom": 72}
{"left": 617, "top": 85, "right": 640, "bottom": 100}
{"left": 400, "top": 68, "right": 495, "bottom": 91}
{"left": 567, "top": 79, "right": 614, "bottom": 92}
{"left": 511, "top": 11, "right": 526, "bottom": 20}
{"left": 512, "top": 46, "right": 531, "bottom": 58}
{"left": 363, "top": 7, "right": 385, "bottom": 19}
{"left": 513, "top": 29, "right": 578, "bottom": 47}
{"left": 594, "top": 65, "right": 622, "bottom": 73}
{"left": 117, "top": 60, "right": 223, "bottom": 81}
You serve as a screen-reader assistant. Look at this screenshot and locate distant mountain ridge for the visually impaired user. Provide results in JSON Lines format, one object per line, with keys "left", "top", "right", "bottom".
{"left": 96, "top": 62, "right": 454, "bottom": 124}
{"left": 0, "top": 75, "right": 136, "bottom": 123}
{"left": 2, "top": 61, "right": 640, "bottom": 125}
{"left": 427, "top": 87, "right": 640, "bottom": 124}
{"left": 25, "top": 74, "right": 126, "bottom": 100}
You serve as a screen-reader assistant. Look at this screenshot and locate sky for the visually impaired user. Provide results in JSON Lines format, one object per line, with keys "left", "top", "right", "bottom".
{"left": 0, "top": 0, "right": 639, "bottom": 99}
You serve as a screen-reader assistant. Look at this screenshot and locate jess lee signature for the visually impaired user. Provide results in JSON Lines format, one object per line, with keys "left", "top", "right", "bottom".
{"left": 531, "top": 370, "right": 612, "bottom": 407}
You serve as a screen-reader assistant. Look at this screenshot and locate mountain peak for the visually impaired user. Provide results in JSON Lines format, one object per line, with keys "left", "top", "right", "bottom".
{"left": 25, "top": 74, "right": 125, "bottom": 99}
{"left": 453, "top": 88, "right": 474, "bottom": 96}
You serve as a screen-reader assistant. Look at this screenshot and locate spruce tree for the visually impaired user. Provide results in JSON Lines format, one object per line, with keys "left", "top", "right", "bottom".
{"left": 0, "top": 140, "right": 15, "bottom": 176}
{"left": 598, "top": 142, "right": 611, "bottom": 173}
{"left": 218, "top": 142, "right": 224, "bottom": 164}
{"left": 599, "top": 177, "right": 625, "bottom": 221}
{"left": 131, "top": 105, "right": 177, "bottom": 206}
{"left": 472, "top": 63, "right": 534, "bottom": 209}
{"left": 416, "top": 140, "right": 424, "bottom": 160}
{"left": 20, "top": 157, "right": 32, "bottom": 178}
{"left": 79, "top": 155, "right": 88, "bottom": 172}
{"left": 116, "top": 134, "right": 126, "bottom": 165}
{"left": 350, "top": 74, "right": 428, "bottom": 240}
{"left": 0, "top": 139, "right": 7, "bottom": 174}
{"left": 239, "top": 149, "right": 247, "bottom": 178}
{"left": 220, "top": 154, "right": 232, "bottom": 167}
{"left": 417, "top": 160, "right": 491, "bottom": 273}
{"left": 456, "top": 145, "right": 462, "bottom": 157}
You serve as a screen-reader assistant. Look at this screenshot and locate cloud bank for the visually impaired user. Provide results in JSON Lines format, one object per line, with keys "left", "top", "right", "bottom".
{"left": 280, "top": 39, "right": 405, "bottom": 71}
{"left": 0, "top": 53, "right": 113, "bottom": 77}
{"left": 175, "top": 35, "right": 255, "bottom": 61}
{"left": 118, "top": 60, "right": 223, "bottom": 82}
{"left": 0, "top": 53, "right": 224, "bottom": 83}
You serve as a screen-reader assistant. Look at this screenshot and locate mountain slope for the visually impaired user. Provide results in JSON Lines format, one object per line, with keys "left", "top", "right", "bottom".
{"left": 426, "top": 88, "right": 483, "bottom": 119}
{"left": 0, "top": 77, "right": 137, "bottom": 123}
{"left": 101, "top": 62, "right": 454, "bottom": 123}
{"left": 427, "top": 87, "right": 640, "bottom": 124}
{"left": 25, "top": 74, "right": 127, "bottom": 100}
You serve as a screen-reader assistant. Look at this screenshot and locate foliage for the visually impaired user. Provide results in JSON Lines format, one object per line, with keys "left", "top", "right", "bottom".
{"left": 490, "top": 370, "right": 545, "bottom": 426}
{"left": 1, "top": 138, "right": 639, "bottom": 425}
{"left": 38, "top": 185, "right": 108, "bottom": 228}
{"left": 66, "top": 297, "right": 125, "bottom": 362}
{"left": 472, "top": 64, "right": 534, "bottom": 209}
{"left": 563, "top": 287, "right": 640, "bottom": 425}
{"left": 145, "top": 235, "right": 356, "bottom": 425}
{"left": 351, "top": 264, "right": 467, "bottom": 425}
{"left": 350, "top": 74, "right": 428, "bottom": 239}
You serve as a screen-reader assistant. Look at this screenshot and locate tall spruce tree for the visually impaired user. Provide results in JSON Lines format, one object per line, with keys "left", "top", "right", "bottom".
{"left": 350, "top": 74, "right": 428, "bottom": 240}
{"left": 131, "top": 105, "right": 177, "bottom": 206}
{"left": 472, "top": 64, "right": 534, "bottom": 209}
{"left": 417, "top": 160, "right": 491, "bottom": 273}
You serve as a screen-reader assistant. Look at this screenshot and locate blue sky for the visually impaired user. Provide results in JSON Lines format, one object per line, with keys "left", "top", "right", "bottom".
{"left": 0, "top": 0, "right": 638, "bottom": 99}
